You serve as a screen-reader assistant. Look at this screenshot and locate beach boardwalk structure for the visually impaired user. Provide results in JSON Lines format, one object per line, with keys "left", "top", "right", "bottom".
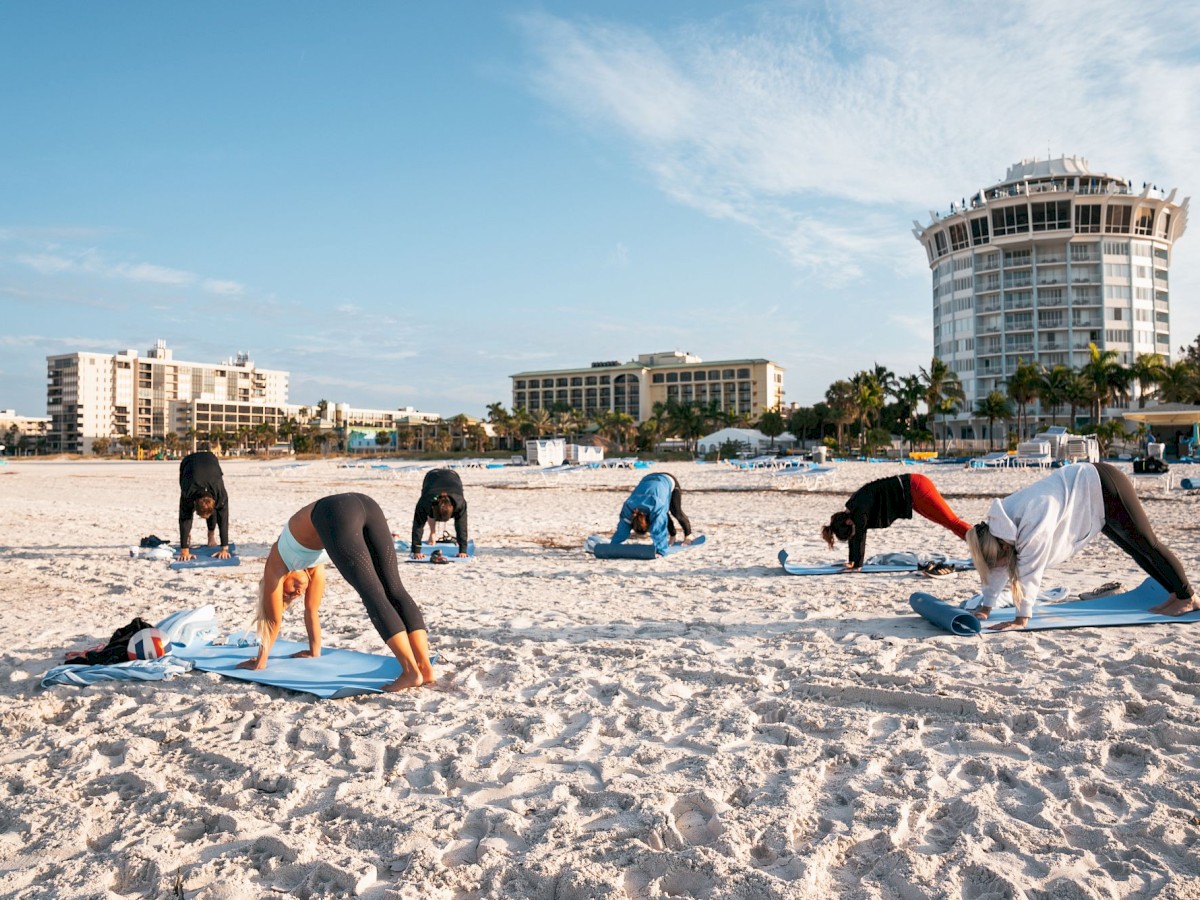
{"left": 526, "top": 439, "right": 566, "bottom": 467}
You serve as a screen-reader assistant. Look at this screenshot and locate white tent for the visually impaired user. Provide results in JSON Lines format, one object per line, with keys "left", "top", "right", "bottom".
{"left": 697, "top": 428, "right": 794, "bottom": 455}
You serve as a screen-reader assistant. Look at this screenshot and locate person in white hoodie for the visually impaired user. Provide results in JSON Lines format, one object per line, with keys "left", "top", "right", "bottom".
{"left": 965, "top": 462, "right": 1193, "bottom": 631}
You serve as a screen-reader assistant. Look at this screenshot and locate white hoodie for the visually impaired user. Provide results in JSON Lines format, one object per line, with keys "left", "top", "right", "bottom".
{"left": 982, "top": 464, "right": 1105, "bottom": 618}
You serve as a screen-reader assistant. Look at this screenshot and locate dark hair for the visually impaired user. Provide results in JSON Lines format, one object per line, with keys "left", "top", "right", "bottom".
{"left": 195, "top": 495, "right": 216, "bottom": 518}
{"left": 630, "top": 509, "right": 650, "bottom": 535}
{"left": 820, "top": 511, "right": 855, "bottom": 549}
{"left": 431, "top": 494, "right": 454, "bottom": 522}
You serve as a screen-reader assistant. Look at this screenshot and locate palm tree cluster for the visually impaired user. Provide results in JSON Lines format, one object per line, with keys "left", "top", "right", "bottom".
{"left": 486, "top": 398, "right": 756, "bottom": 454}
{"left": 782, "top": 335, "right": 1200, "bottom": 456}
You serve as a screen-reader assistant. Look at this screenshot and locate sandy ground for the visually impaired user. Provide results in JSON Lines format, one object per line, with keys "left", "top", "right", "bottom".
{"left": 1, "top": 456, "right": 1199, "bottom": 899}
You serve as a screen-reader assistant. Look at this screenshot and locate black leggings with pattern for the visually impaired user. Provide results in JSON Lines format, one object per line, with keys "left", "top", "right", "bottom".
{"left": 310, "top": 493, "right": 426, "bottom": 639}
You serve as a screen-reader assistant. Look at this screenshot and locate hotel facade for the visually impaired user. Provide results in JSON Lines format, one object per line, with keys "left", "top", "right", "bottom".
{"left": 912, "top": 156, "right": 1189, "bottom": 435}
{"left": 44, "top": 340, "right": 442, "bottom": 455}
{"left": 510, "top": 351, "right": 785, "bottom": 424}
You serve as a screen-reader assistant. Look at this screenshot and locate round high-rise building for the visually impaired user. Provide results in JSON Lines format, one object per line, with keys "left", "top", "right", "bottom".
{"left": 912, "top": 155, "right": 1188, "bottom": 441}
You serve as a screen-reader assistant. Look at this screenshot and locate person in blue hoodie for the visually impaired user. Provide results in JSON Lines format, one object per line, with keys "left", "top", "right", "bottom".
{"left": 610, "top": 472, "right": 692, "bottom": 557}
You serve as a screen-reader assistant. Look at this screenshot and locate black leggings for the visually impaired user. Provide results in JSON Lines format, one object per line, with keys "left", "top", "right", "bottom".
{"left": 310, "top": 493, "right": 426, "bottom": 639}
{"left": 1093, "top": 463, "right": 1192, "bottom": 600}
{"left": 666, "top": 484, "right": 692, "bottom": 540}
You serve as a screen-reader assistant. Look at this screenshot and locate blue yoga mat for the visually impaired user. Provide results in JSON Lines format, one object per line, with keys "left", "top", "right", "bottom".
{"left": 169, "top": 544, "right": 241, "bottom": 570}
{"left": 779, "top": 549, "right": 914, "bottom": 575}
{"left": 1181, "top": 477, "right": 1197, "bottom": 490}
{"left": 586, "top": 534, "right": 707, "bottom": 559}
{"left": 175, "top": 639, "right": 407, "bottom": 698}
{"left": 909, "top": 594, "right": 983, "bottom": 635}
{"left": 394, "top": 539, "right": 476, "bottom": 561}
{"left": 911, "top": 578, "right": 1200, "bottom": 634}
{"left": 777, "top": 549, "right": 972, "bottom": 576}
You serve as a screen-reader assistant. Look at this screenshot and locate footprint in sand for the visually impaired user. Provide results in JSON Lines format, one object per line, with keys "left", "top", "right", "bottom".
{"left": 669, "top": 793, "right": 724, "bottom": 847}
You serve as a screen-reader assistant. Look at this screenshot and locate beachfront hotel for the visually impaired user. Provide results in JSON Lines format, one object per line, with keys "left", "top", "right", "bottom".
{"left": 912, "top": 156, "right": 1189, "bottom": 437}
{"left": 510, "top": 351, "right": 785, "bottom": 424}
{"left": 46, "top": 340, "right": 290, "bottom": 454}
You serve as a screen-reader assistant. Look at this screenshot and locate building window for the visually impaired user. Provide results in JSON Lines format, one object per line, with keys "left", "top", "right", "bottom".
{"left": 585, "top": 375, "right": 597, "bottom": 386}
{"left": 1031, "top": 200, "right": 1070, "bottom": 231}
{"left": 541, "top": 378, "right": 553, "bottom": 388}
{"left": 992, "top": 205, "right": 1030, "bottom": 236}
{"left": 708, "top": 370, "right": 720, "bottom": 380}
{"left": 1134, "top": 208, "right": 1155, "bottom": 236}
{"left": 948, "top": 222, "right": 969, "bottom": 251}
{"left": 970, "top": 217, "right": 990, "bottom": 245}
{"left": 570, "top": 376, "right": 583, "bottom": 387}
{"left": 934, "top": 231, "right": 948, "bottom": 256}
{"left": 556, "top": 378, "right": 568, "bottom": 387}
{"left": 679, "top": 371, "right": 691, "bottom": 382}
{"left": 737, "top": 368, "right": 750, "bottom": 378}
{"left": 666, "top": 372, "right": 678, "bottom": 383}
{"left": 1075, "top": 204, "right": 1102, "bottom": 234}
{"left": 515, "top": 380, "right": 526, "bottom": 389}
{"left": 652, "top": 373, "right": 665, "bottom": 384}
{"left": 1105, "top": 204, "right": 1131, "bottom": 234}
{"left": 693, "top": 371, "right": 705, "bottom": 381}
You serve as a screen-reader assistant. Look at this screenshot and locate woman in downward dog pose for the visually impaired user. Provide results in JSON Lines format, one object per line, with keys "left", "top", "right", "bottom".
{"left": 821, "top": 473, "right": 971, "bottom": 571}
{"left": 966, "top": 462, "right": 1194, "bottom": 631}
{"left": 239, "top": 492, "right": 435, "bottom": 690}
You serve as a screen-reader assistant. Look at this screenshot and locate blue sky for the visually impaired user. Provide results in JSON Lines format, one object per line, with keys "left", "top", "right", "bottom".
{"left": 3, "top": 1, "right": 1199, "bottom": 418}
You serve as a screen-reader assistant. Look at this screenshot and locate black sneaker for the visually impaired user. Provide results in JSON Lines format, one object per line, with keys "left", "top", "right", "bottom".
{"left": 919, "top": 562, "right": 956, "bottom": 577}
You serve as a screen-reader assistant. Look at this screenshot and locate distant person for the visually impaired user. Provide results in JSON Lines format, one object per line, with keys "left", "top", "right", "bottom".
{"left": 178, "top": 450, "right": 230, "bottom": 561}
{"left": 240, "top": 492, "right": 434, "bottom": 690}
{"left": 411, "top": 468, "right": 469, "bottom": 558}
{"left": 611, "top": 472, "right": 692, "bottom": 557}
{"left": 966, "top": 463, "right": 1194, "bottom": 630}
{"left": 821, "top": 474, "right": 971, "bottom": 571}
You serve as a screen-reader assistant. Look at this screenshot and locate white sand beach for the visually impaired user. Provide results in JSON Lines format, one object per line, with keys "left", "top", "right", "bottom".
{"left": 2, "top": 457, "right": 1199, "bottom": 899}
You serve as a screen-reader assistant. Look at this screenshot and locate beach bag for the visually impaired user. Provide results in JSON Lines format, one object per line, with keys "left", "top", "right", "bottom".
{"left": 64, "top": 617, "right": 157, "bottom": 666}
{"left": 1134, "top": 458, "right": 1169, "bottom": 474}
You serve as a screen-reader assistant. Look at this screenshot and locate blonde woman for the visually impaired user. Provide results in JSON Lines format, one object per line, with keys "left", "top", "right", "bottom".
{"left": 238, "top": 492, "right": 435, "bottom": 690}
{"left": 965, "top": 462, "right": 1193, "bottom": 631}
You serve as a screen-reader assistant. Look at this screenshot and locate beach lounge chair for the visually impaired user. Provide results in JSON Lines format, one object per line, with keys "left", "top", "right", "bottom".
{"left": 1015, "top": 440, "right": 1053, "bottom": 468}
{"left": 969, "top": 451, "right": 1010, "bottom": 470}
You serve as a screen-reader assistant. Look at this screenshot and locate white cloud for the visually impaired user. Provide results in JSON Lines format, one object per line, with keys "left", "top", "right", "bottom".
{"left": 518, "top": 1, "right": 1200, "bottom": 284}
{"left": 203, "top": 279, "right": 244, "bottom": 296}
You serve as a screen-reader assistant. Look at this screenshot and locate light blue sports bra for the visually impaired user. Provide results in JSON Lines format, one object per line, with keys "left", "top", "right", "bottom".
{"left": 277, "top": 522, "right": 331, "bottom": 571}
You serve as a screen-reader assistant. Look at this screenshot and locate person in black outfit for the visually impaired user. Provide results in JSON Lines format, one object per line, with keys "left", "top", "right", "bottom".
{"left": 411, "top": 468, "right": 469, "bottom": 559}
{"left": 178, "top": 450, "right": 230, "bottom": 561}
{"left": 821, "top": 473, "right": 970, "bottom": 570}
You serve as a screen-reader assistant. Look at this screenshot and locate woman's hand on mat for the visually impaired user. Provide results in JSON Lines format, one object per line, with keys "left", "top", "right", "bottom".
{"left": 290, "top": 649, "right": 320, "bottom": 659}
{"left": 987, "top": 616, "right": 1029, "bottom": 632}
{"left": 178, "top": 548, "right": 193, "bottom": 561}
{"left": 456, "top": 551, "right": 468, "bottom": 558}
{"left": 412, "top": 552, "right": 425, "bottom": 560}
{"left": 215, "top": 547, "right": 231, "bottom": 560}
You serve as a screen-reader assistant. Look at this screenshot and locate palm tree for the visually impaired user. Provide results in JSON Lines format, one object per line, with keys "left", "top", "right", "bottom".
{"left": 974, "top": 391, "right": 1013, "bottom": 451}
{"left": 1157, "top": 360, "right": 1200, "bottom": 404}
{"left": 919, "top": 358, "right": 964, "bottom": 455}
{"left": 1006, "top": 359, "right": 1041, "bottom": 439}
{"left": 1038, "top": 365, "right": 1072, "bottom": 426}
{"left": 528, "top": 408, "right": 552, "bottom": 438}
{"left": 486, "top": 402, "right": 512, "bottom": 450}
{"left": 1080, "top": 343, "right": 1130, "bottom": 424}
{"left": 757, "top": 407, "right": 786, "bottom": 448}
{"left": 824, "top": 380, "right": 858, "bottom": 452}
{"left": 1130, "top": 352, "right": 1166, "bottom": 408}
{"left": 850, "top": 370, "right": 885, "bottom": 446}
{"left": 893, "top": 374, "right": 926, "bottom": 454}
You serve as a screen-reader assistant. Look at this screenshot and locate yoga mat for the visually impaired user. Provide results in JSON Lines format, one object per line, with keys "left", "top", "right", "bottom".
{"left": 175, "top": 639, "right": 405, "bottom": 699}
{"left": 586, "top": 534, "right": 707, "bottom": 559}
{"left": 911, "top": 578, "right": 1200, "bottom": 634}
{"left": 394, "top": 539, "right": 476, "bottom": 560}
{"left": 168, "top": 544, "right": 241, "bottom": 570}
{"left": 909, "top": 594, "right": 982, "bottom": 635}
{"left": 1181, "top": 477, "right": 1197, "bottom": 490}
{"left": 778, "top": 549, "right": 920, "bottom": 576}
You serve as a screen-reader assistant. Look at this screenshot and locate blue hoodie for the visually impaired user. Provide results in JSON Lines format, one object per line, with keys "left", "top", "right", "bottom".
{"left": 612, "top": 473, "right": 673, "bottom": 555}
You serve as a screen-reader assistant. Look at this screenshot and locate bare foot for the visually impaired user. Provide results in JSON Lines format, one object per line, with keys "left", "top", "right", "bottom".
{"left": 417, "top": 659, "right": 437, "bottom": 684}
{"left": 383, "top": 669, "right": 425, "bottom": 691}
{"left": 1154, "top": 596, "right": 1200, "bottom": 617}
{"left": 973, "top": 606, "right": 992, "bottom": 621}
